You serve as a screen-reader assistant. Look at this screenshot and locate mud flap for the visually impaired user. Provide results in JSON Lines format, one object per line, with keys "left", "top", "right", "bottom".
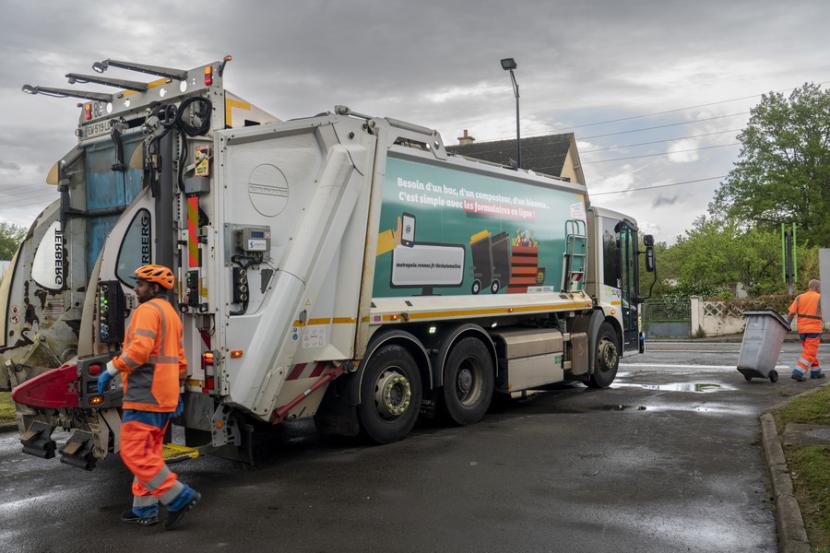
{"left": 20, "top": 420, "right": 56, "bottom": 459}
{"left": 314, "top": 373, "right": 360, "bottom": 437}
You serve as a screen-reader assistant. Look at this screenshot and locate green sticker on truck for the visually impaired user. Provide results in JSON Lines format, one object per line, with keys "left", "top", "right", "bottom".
{"left": 373, "top": 156, "right": 586, "bottom": 298}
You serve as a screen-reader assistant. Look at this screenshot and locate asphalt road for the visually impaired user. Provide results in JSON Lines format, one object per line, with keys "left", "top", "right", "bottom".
{"left": 1, "top": 341, "right": 826, "bottom": 553}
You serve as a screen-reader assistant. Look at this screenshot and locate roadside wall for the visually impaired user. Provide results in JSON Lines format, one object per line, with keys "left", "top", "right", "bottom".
{"left": 691, "top": 297, "right": 746, "bottom": 336}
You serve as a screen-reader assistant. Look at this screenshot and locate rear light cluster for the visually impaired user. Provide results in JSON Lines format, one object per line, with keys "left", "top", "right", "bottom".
{"left": 84, "top": 103, "right": 92, "bottom": 121}
{"left": 201, "top": 352, "right": 215, "bottom": 393}
{"left": 203, "top": 65, "right": 213, "bottom": 86}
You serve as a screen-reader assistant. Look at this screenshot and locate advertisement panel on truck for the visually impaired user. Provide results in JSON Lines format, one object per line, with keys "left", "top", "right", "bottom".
{"left": 374, "top": 156, "right": 587, "bottom": 298}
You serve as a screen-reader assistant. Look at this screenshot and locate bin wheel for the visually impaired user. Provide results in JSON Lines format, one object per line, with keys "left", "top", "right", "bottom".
{"left": 490, "top": 280, "right": 500, "bottom": 294}
{"left": 769, "top": 370, "right": 778, "bottom": 383}
{"left": 471, "top": 280, "right": 481, "bottom": 294}
{"left": 743, "top": 374, "right": 753, "bottom": 382}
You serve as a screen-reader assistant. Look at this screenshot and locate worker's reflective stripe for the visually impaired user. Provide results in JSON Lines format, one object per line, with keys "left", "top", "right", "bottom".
{"left": 159, "top": 480, "right": 185, "bottom": 505}
{"left": 147, "top": 300, "right": 167, "bottom": 350}
{"left": 121, "top": 354, "right": 142, "bottom": 370}
{"left": 150, "top": 355, "right": 180, "bottom": 364}
{"left": 125, "top": 365, "right": 159, "bottom": 405}
{"left": 143, "top": 465, "right": 172, "bottom": 491}
{"left": 135, "top": 328, "right": 157, "bottom": 339}
{"left": 797, "top": 357, "right": 811, "bottom": 368}
{"left": 133, "top": 495, "right": 159, "bottom": 507}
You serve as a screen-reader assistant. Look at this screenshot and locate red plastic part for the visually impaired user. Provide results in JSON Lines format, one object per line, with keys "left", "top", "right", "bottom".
{"left": 11, "top": 364, "right": 79, "bottom": 409}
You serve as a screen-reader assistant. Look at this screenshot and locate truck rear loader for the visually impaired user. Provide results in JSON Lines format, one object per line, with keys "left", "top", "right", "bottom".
{"left": 1, "top": 57, "right": 654, "bottom": 468}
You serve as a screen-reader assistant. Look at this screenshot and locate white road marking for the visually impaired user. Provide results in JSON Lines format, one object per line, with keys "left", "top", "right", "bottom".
{"left": 621, "top": 363, "right": 789, "bottom": 370}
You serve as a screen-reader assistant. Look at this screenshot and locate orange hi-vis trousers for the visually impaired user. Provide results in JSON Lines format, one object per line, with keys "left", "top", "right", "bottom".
{"left": 120, "top": 420, "right": 186, "bottom": 511}
{"left": 792, "top": 334, "right": 822, "bottom": 378}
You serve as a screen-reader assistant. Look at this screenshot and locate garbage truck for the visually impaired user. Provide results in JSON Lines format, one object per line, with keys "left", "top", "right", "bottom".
{"left": 1, "top": 57, "right": 655, "bottom": 468}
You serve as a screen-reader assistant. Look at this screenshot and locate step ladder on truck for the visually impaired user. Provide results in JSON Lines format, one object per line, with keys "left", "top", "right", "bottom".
{"left": 1, "top": 57, "right": 656, "bottom": 469}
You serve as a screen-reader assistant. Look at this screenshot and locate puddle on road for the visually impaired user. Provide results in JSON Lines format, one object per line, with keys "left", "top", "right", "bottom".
{"left": 612, "top": 381, "right": 736, "bottom": 393}
{"left": 596, "top": 404, "right": 649, "bottom": 411}
{"left": 589, "top": 402, "right": 754, "bottom": 416}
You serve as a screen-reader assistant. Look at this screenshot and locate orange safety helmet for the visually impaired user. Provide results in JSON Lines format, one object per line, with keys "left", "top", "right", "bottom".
{"left": 133, "top": 264, "right": 175, "bottom": 289}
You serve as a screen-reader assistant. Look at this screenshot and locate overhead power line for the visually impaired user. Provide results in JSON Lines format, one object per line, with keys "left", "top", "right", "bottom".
{"left": 589, "top": 175, "right": 728, "bottom": 197}
{"left": 582, "top": 142, "right": 739, "bottom": 164}
{"left": 457, "top": 113, "right": 748, "bottom": 158}
{"left": 580, "top": 112, "right": 748, "bottom": 140}
{"left": 580, "top": 128, "right": 743, "bottom": 154}
{"left": 475, "top": 79, "right": 830, "bottom": 143}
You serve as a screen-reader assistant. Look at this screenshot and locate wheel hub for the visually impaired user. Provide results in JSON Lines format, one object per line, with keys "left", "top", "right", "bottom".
{"left": 374, "top": 370, "right": 412, "bottom": 419}
{"left": 457, "top": 368, "right": 473, "bottom": 397}
{"left": 598, "top": 338, "right": 618, "bottom": 369}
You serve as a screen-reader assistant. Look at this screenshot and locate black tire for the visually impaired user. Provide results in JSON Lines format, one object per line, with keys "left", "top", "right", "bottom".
{"left": 471, "top": 280, "right": 481, "bottom": 294}
{"left": 588, "top": 322, "right": 620, "bottom": 389}
{"left": 357, "top": 344, "right": 423, "bottom": 444}
{"left": 769, "top": 370, "right": 779, "bottom": 383}
{"left": 743, "top": 373, "right": 753, "bottom": 382}
{"left": 441, "top": 337, "right": 495, "bottom": 425}
{"left": 490, "top": 280, "right": 500, "bottom": 294}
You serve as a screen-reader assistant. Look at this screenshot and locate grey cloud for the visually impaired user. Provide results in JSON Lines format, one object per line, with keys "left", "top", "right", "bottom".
{"left": 0, "top": 161, "right": 20, "bottom": 171}
{"left": 652, "top": 195, "right": 680, "bottom": 208}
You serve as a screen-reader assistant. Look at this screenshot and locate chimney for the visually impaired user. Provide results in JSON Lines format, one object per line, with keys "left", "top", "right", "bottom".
{"left": 457, "top": 129, "right": 475, "bottom": 145}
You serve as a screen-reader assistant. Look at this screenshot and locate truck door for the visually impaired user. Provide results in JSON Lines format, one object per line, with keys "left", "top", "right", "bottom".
{"left": 617, "top": 223, "right": 639, "bottom": 351}
{"left": 92, "top": 186, "right": 155, "bottom": 346}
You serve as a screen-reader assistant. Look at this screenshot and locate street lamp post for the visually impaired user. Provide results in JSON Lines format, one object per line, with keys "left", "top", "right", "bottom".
{"left": 500, "top": 57, "right": 520, "bottom": 169}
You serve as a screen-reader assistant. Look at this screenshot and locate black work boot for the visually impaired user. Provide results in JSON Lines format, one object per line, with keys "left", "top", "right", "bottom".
{"left": 120, "top": 510, "right": 159, "bottom": 526}
{"left": 164, "top": 491, "right": 201, "bottom": 530}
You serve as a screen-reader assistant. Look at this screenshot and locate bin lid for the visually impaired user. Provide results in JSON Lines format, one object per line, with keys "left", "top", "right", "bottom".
{"left": 744, "top": 310, "right": 790, "bottom": 330}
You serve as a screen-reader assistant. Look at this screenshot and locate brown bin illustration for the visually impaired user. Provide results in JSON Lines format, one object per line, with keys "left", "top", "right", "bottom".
{"left": 508, "top": 245, "right": 539, "bottom": 293}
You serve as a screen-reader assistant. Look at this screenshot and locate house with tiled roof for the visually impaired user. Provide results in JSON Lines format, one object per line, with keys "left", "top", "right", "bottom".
{"left": 446, "top": 130, "right": 585, "bottom": 185}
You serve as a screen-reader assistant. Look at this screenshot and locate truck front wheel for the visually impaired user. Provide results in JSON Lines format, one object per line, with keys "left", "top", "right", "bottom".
{"left": 441, "top": 337, "right": 495, "bottom": 425}
{"left": 358, "top": 344, "right": 423, "bottom": 444}
{"left": 588, "top": 322, "right": 620, "bottom": 388}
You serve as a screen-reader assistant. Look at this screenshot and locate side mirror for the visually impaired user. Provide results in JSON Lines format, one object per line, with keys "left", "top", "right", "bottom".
{"left": 643, "top": 234, "right": 655, "bottom": 273}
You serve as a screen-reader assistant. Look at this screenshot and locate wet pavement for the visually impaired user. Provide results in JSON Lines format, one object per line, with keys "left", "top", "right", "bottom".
{"left": 1, "top": 340, "right": 827, "bottom": 553}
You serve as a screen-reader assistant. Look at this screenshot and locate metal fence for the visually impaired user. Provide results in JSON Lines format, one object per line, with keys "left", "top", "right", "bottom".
{"left": 643, "top": 297, "right": 691, "bottom": 338}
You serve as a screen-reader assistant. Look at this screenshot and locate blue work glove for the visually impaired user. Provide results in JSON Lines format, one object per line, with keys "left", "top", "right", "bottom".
{"left": 97, "top": 372, "right": 114, "bottom": 394}
{"left": 97, "top": 361, "right": 118, "bottom": 394}
{"left": 173, "top": 396, "right": 184, "bottom": 418}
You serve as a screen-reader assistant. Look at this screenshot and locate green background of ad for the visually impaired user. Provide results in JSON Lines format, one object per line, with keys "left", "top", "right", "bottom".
{"left": 373, "top": 156, "right": 584, "bottom": 298}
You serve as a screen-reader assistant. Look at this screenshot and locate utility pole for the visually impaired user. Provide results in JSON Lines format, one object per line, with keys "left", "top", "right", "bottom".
{"left": 782, "top": 223, "right": 797, "bottom": 296}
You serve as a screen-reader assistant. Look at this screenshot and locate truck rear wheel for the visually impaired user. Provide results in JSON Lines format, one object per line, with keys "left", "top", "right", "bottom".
{"left": 358, "top": 344, "right": 423, "bottom": 444}
{"left": 588, "top": 322, "right": 620, "bottom": 388}
{"left": 441, "top": 337, "right": 494, "bottom": 425}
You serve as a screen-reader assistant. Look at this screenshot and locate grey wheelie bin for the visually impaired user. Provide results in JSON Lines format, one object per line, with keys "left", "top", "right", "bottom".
{"left": 737, "top": 310, "right": 790, "bottom": 383}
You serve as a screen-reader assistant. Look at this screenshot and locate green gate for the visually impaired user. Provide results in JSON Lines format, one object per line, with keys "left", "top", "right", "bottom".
{"left": 643, "top": 298, "right": 691, "bottom": 338}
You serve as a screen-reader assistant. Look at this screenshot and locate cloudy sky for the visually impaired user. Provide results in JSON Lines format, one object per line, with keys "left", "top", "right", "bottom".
{"left": 1, "top": 0, "right": 827, "bottom": 243}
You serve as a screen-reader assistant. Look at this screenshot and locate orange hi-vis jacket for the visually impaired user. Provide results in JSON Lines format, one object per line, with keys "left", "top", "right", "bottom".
{"left": 789, "top": 290, "right": 823, "bottom": 334}
{"left": 112, "top": 297, "right": 187, "bottom": 412}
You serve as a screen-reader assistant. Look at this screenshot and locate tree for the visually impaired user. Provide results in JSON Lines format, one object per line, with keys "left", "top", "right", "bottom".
{"left": 663, "top": 216, "right": 785, "bottom": 297}
{"left": 0, "top": 222, "right": 26, "bottom": 260}
{"left": 711, "top": 83, "right": 830, "bottom": 246}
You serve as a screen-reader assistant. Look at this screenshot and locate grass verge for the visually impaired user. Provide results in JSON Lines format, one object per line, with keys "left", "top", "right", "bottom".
{"left": 0, "top": 391, "right": 15, "bottom": 423}
{"left": 776, "top": 385, "right": 830, "bottom": 429}
{"left": 774, "top": 385, "right": 830, "bottom": 550}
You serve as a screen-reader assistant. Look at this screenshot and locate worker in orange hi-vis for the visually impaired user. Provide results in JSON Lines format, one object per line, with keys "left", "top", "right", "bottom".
{"left": 787, "top": 279, "right": 824, "bottom": 382}
{"left": 96, "top": 264, "right": 201, "bottom": 529}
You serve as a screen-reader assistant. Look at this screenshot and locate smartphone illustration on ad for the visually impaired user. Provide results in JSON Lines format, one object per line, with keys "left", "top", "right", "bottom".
{"left": 401, "top": 212, "right": 416, "bottom": 247}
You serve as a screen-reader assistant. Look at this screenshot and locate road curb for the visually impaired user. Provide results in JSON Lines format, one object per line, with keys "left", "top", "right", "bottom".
{"left": 760, "top": 412, "right": 811, "bottom": 553}
{"left": 0, "top": 421, "right": 18, "bottom": 433}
